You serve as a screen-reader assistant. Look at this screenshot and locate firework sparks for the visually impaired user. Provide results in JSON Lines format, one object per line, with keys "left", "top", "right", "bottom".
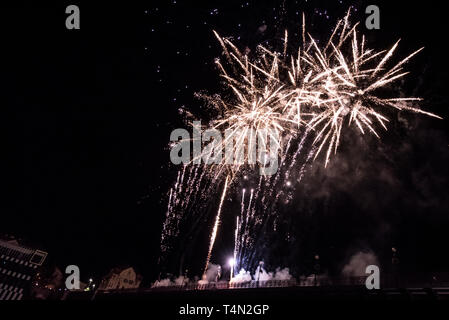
{"left": 203, "top": 174, "right": 230, "bottom": 274}
{"left": 207, "top": 9, "right": 440, "bottom": 170}
{"left": 161, "top": 8, "right": 441, "bottom": 275}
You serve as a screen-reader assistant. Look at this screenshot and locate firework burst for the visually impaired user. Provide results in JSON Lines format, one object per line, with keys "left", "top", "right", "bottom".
{"left": 160, "top": 9, "right": 441, "bottom": 276}
{"left": 209, "top": 9, "right": 440, "bottom": 169}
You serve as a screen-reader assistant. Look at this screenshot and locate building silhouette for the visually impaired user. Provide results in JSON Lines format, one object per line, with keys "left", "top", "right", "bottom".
{"left": 0, "top": 238, "right": 48, "bottom": 300}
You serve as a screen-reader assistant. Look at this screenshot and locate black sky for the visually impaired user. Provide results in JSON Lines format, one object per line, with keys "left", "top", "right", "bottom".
{"left": 2, "top": 1, "right": 449, "bottom": 283}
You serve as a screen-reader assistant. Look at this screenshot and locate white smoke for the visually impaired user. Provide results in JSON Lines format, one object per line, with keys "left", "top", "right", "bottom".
{"left": 255, "top": 266, "right": 272, "bottom": 281}
{"left": 198, "top": 263, "right": 222, "bottom": 285}
{"left": 152, "top": 263, "right": 293, "bottom": 287}
{"left": 231, "top": 265, "right": 293, "bottom": 283}
{"left": 174, "top": 275, "right": 189, "bottom": 286}
{"left": 255, "top": 266, "right": 293, "bottom": 281}
{"left": 152, "top": 278, "right": 173, "bottom": 287}
{"left": 273, "top": 267, "right": 293, "bottom": 280}
{"left": 230, "top": 269, "right": 252, "bottom": 283}
{"left": 152, "top": 275, "right": 189, "bottom": 288}
{"left": 342, "top": 251, "right": 379, "bottom": 277}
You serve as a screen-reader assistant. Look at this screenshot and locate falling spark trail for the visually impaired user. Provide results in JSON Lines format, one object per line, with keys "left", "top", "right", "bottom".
{"left": 233, "top": 215, "right": 239, "bottom": 276}
{"left": 204, "top": 175, "right": 230, "bottom": 274}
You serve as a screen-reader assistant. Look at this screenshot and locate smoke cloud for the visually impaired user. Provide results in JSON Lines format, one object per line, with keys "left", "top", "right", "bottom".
{"left": 230, "top": 269, "right": 252, "bottom": 283}
{"left": 152, "top": 275, "right": 189, "bottom": 288}
{"left": 153, "top": 264, "right": 293, "bottom": 287}
{"left": 198, "top": 263, "right": 222, "bottom": 284}
{"left": 232, "top": 266, "right": 293, "bottom": 283}
{"left": 342, "top": 251, "right": 378, "bottom": 277}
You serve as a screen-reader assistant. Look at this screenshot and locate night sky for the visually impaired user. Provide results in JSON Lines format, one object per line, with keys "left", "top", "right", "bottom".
{"left": 3, "top": 1, "right": 449, "bottom": 284}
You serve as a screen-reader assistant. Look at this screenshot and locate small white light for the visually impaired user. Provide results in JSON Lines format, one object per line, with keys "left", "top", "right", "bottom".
{"left": 228, "top": 258, "right": 235, "bottom": 267}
